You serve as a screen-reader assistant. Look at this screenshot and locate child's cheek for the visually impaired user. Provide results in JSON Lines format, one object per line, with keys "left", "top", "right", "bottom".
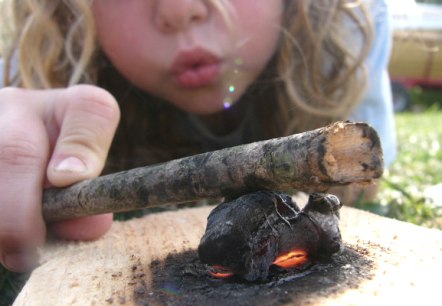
{"left": 233, "top": 1, "right": 284, "bottom": 66}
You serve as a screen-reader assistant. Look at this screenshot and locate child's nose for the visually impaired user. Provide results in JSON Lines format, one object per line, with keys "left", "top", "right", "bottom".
{"left": 154, "top": 0, "right": 209, "bottom": 33}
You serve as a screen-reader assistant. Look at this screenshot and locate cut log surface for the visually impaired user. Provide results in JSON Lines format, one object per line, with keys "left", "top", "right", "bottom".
{"left": 14, "top": 204, "right": 442, "bottom": 306}
{"left": 42, "top": 121, "right": 383, "bottom": 222}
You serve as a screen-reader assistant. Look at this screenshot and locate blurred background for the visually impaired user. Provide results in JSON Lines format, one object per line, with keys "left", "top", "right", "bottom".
{"left": 389, "top": 0, "right": 442, "bottom": 112}
{"left": 361, "top": 0, "right": 442, "bottom": 229}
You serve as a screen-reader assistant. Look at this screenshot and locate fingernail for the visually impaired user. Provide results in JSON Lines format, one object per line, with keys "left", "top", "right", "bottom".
{"left": 54, "top": 156, "right": 87, "bottom": 173}
{"left": 3, "top": 252, "right": 37, "bottom": 272}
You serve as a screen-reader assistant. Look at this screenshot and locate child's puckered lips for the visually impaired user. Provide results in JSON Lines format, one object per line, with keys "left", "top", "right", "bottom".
{"left": 171, "top": 48, "right": 222, "bottom": 89}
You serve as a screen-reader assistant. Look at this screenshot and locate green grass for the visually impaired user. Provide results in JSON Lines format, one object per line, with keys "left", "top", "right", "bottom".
{"left": 409, "top": 87, "right": 442, "bottom": 111}
{"left": 1, "top": 109, "right": 442, "bottom": 306}
{"left": 357, "top": 110, "right": 442, "bottom": 228}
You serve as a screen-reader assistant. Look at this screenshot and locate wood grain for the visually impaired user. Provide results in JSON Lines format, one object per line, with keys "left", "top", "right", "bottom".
{"left": 14, "top": 204, "right": 442, "bottom": 306}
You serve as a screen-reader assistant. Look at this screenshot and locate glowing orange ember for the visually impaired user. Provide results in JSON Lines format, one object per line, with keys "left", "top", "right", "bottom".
{"left": 209, "top": 265, "right": 234, "bottom": 278}
{"left": 208, "top": 250, "right": 309, "bottom": 278}
{"left": 272, "top": 249, "right": 308, "bottom": 269}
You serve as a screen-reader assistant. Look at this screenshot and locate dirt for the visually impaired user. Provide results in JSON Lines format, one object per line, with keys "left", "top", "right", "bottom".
{"left": 135, "top": 243, "right": 374, "bottom": 306}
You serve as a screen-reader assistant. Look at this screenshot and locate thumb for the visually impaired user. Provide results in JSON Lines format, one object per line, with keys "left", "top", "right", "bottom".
{"left": 47, "top": 85, "right": 120, "bottom": 186}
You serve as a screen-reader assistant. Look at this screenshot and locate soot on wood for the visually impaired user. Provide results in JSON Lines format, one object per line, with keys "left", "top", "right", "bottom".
{"left": 198, "top": 191, "right": 343, "bottom": 281}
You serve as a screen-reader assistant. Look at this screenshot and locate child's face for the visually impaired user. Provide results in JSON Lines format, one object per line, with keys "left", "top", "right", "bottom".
{"left": 93, "top": 0, "right": 283, "bottom": 114}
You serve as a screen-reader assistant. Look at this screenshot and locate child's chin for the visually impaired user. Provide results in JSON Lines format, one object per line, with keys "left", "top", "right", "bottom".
{"left": 172, "top": 98, "right": 230, "bottom": 115}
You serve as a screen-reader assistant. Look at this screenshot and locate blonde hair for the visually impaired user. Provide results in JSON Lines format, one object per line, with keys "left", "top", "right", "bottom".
{"left": 1, "top": 0, "right": 95, "bottom": 88}
{"left": 276, "top": 0, "right": 373, "bottom": 133}
{"left": 1, "top": 0, "right": 372, "bottom": 135}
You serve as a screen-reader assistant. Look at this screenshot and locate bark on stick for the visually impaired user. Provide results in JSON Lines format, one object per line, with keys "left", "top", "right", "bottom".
{"left": 42, "top": 121, "right": 383, "bottom": 222}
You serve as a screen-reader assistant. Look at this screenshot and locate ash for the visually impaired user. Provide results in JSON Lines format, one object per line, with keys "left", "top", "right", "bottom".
{"left": 143, "top": 245, "right": 373, "bottom": 306}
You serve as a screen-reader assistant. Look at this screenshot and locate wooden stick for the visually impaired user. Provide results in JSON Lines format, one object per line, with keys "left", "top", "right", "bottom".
{"left": 42, "top": 121, "right": 383, "bottom": 222}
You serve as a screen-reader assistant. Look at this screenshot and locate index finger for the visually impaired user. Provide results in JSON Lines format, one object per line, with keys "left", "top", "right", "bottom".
{"left": 0, "top": 89, "right": 49, "bottom": 271}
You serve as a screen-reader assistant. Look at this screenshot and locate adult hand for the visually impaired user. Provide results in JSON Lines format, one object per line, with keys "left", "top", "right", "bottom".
{"left": 0, "top": 85, "right": 120, "bottom": 272}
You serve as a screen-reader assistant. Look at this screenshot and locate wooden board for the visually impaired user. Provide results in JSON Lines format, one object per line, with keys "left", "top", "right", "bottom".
{"left": 13, "top": 205, "right": 442, "bottom": 306}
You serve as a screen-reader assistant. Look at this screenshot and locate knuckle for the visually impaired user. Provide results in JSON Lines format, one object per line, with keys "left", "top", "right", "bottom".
{"left": 0, "top": 118, "right": 46, "bottom": 171}
{"left": 58, "top": 86, "right": 120, "bottom": 154}
{"left": 0, "top": 87, "right": 26, "bottom": 110}
{"left": 0, "top": 87, "right": 15, "bottom": 98}
{"left": 65, "top": 85, "right": 120, "bottom": 124}
{"left": 0, "top": 137, "right": 42, "bottom": 167}
{"left": 59, "top": 125, "right": 104, "bottom": 153}
{"left": 0, "top": 86, "right": 25, "bottom": 99}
